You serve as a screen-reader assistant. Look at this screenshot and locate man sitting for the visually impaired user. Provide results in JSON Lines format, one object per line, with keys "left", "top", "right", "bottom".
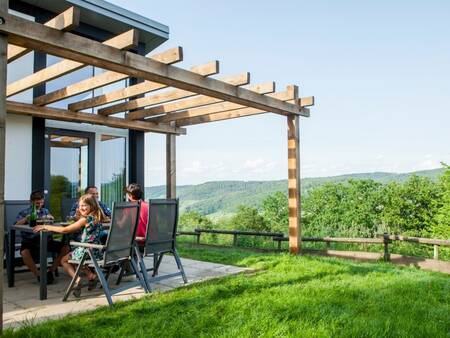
{"left": 15, "top": 190, "right": 70, "bottom": 284}
{"left": 69, "top": 185, "right": 111, "bottom": 219}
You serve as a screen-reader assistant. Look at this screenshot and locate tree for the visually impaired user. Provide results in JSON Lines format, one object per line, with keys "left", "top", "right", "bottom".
{"left": 380, "top": 175, "right": 439, "bottom": 235}
{"left": 302, "top": 179, "right": 384, "bottom": 237}
{"left": 431, "top": 164, "right": 450, "bottom": 239}
{"left": 261, "top": 191, "right": 288, "bottom": 233}
{"left": 230, "top": 205, "right": 268, "bottom": 232}
{"left": 179, "top": 210, "right": 213, "bottom": 230}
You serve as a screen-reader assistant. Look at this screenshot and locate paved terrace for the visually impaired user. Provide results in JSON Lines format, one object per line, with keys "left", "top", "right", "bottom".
{"left": 4, "top": 256, "right": 247, "bottom": 328}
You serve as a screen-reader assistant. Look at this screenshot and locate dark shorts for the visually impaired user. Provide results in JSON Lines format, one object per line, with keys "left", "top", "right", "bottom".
{"left": 20, "top": 238, "right": 64, "bottom": 256}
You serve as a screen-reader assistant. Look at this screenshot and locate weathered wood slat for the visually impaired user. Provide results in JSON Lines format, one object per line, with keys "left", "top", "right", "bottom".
{"left": 33, "top": 46, "right": 183, "bottom": 106}
{"left": 7, "top": 29, "right": 138, "bottom": 97}
{"left": 127, "top": 73, "right": 251, "bottom": 120}
{"left": 6, "top": 101, "right": 185, "bottom": 135}
{"left": 99, "top": 65, "right": 242, "bottom": 117}
{"left": 175, "top": 86, "right": 309, "bottom": 126}
{"left": 386, "top": 235, "right": 450, "bottom": 246}
{"left": 7, "top": 7, "right": 80, "bottom": 63}
{"left": 147, "top": 81, "right": 276, "bottom": 123}
{"left": 68, "top": 61, "right": 219, "bottom": 112}
{"left": 0, "top": 13, "right": 303, "bottom": 116}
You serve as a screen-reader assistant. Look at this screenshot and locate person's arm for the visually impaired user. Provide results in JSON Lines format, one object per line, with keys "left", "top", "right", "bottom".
{"left": 33, "top": 217, "right": 87, "bottom": 234}
{"left": 15, "top": 210, "right": 29, "bottom": 225}
{"left": 101, "top": 202, "right": 112, "bottom": 218}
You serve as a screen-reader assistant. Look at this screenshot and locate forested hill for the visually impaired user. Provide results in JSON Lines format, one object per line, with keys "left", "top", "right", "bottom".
{"left": 145, "top": 168, "right": 444, "bottom": 218}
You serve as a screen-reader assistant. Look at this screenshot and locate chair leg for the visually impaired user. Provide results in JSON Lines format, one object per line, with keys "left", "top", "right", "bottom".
{"left": 153, "top": 253, "right": 164, "bottom": 277}
{"left": 134, "top": 246, "right": 152, "bottom": 292}
{"left": 173, "top": 249, "right": 188, "bottom": 283}
{"left": 63, "top": 254, "right": 86, "bottom": 302}
{"left": 115, "top": 262, "right": 125, "bottom": 285}
{"left": 129, "top": 257, "right": 149, "bottom": 293}
{"left": 88, "top": 249, "right": 113, "bottom": 306}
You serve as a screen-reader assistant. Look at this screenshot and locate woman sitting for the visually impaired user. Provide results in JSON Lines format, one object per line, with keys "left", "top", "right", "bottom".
{"left": 33, "top": 194, "right": 107, "bottom": 297}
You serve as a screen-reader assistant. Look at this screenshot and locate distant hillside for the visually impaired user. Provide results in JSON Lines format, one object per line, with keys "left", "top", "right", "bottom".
{"left": 145, "top": 168, "right": 444, "bottom": 219}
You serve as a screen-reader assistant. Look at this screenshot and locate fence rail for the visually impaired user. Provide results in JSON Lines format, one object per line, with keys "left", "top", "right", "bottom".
{"left": 177, "top": 228, "right": 450, "bottom": 261}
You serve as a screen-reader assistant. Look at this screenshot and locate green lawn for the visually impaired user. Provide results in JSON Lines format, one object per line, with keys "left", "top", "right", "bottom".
{"left": 6, "top": 243, "right": 450, "bottom": 338}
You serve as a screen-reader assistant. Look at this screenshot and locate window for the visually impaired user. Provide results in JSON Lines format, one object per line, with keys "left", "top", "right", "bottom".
{"left": 101, "top": 135, "right": 126, "bottom": 208}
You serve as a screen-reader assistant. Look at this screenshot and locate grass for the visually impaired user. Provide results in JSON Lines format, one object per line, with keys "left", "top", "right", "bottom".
{"left": 5, "top": 243, "right": 450, "bottom": 338}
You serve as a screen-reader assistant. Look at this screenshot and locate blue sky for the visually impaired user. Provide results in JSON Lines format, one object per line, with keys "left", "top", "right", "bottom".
{"left": 109, "top": 0, "right": 450, "bottom": 186}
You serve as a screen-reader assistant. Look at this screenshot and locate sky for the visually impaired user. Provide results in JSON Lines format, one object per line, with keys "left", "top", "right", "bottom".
{"left": 108, "top": 0, "right": 450, "bottom": 186}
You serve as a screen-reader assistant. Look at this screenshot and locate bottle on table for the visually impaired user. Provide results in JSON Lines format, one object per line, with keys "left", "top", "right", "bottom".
{"left": 29, "top": 203, "right": 37, "bottom": 227}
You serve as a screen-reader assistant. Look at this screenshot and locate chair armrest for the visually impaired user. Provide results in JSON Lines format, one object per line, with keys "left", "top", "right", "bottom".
{"left": 69, "top": 241, "right": 105, "bottom": 250}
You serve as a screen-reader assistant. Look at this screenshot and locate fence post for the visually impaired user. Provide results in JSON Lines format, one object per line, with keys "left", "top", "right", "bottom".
{"left": 195, "top": 229, "right": 201, "bottom": 244}
{"left": 326, "top": 242, "right": 331, "bottom": 249}
{"left": 433, "top": 245, "right": 439, "bottom": 260}
{"left": 383, "top": 232, "right": 390, "bottom": 262}
{"left": 233, "top": 234, "right": 238, "bottom": 246}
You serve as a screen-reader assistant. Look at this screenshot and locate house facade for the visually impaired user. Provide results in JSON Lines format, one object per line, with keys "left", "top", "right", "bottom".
{"left": 6, "top": 0, "right": 169, "bottom": 218}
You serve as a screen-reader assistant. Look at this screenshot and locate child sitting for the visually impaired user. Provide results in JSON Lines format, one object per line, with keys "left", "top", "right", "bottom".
{"left": 34, "top": 194, "right": 107, "bottom": 297}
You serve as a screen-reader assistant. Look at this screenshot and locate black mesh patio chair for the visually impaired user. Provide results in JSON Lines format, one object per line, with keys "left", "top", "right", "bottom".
{"left": 4, "top": 200, "right": 28, "bottom": 267}
{"left": 63, "top": 201, "right": 148, "bottom": 306}
{"left": 134, "top": 199, "right": 187, "bottom": 291}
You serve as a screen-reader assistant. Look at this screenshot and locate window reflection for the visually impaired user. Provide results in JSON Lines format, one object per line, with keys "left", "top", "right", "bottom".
{"left": 101, "top": 135, "right": 126, "bottom": 208}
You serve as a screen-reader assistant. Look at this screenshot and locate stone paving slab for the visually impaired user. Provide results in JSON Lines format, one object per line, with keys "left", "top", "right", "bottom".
{"left": 3, "top": 255, "right": 248, "bottom": 329}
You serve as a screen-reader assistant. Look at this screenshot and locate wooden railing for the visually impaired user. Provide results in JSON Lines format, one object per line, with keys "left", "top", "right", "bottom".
{"left": 177, "top": 228, "right": 450, "bottom": 261}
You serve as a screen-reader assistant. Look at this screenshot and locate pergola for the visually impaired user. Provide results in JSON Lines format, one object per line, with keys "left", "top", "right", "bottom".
{"left": 0, "top": 2, "right": 313, "bottom": 329}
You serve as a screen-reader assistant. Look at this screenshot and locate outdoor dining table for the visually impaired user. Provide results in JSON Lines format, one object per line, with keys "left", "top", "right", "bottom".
{"left": 7, "top": 222, "right": 111, "bottom": 300}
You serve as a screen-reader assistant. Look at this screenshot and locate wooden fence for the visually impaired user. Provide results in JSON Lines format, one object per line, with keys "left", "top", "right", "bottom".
{"left": 177, "top": 228, "right": 450, "bottom": 262}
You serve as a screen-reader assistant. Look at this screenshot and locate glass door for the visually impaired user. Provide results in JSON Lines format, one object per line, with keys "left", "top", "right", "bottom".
{"left": 45, "top": 129, "right": 95, "bottom": 221}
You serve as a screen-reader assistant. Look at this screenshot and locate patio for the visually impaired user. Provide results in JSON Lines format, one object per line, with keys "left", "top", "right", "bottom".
{"left": 3, "top": 254, "right": 247, "bottom": 328}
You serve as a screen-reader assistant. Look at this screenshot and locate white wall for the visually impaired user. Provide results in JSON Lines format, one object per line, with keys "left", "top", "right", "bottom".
{"left": 5, "top": 114, "right": 33, "bottom": 200}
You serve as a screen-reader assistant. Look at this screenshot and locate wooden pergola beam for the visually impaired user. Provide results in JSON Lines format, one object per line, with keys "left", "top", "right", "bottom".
{"left": 6, "top": 101, "right": 185, "bottom": 135}
{"left": 125, "top": 72, "right": 250, "bottom": 119}
{"left": 0, "top": 12, "right": 303, "bottom": 116}
{"left": 0, "top": 0, "right": 6, "bottom": 330}
{"left": 33, "top": 46, "right": 183, "bottom": 106}
{"left": 147, "top": 81, "right": 276, "bottom": 123}
{"left": 175, "top": 88, "right": 311, "bottom": 127}
{"left": 7, "top": 29, "right": 138, "bottom": 97}
{"left": 68, "top": 61, "right": 219, "bottom": 112}
{"left": 287, "top": 113, "right": 301, "bottom": 254}
{"left": 130, "top": 80, "right": 272, "bottom": 120}
{"left": 7, "top": 7, "right": 80, "bottom": 63}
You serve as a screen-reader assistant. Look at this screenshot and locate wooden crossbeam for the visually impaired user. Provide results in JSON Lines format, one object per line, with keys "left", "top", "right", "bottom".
{"left": 68, "top": 61, "right": 219, "bottom": 112}
{"left": 125, "top": 72, "right": 250, "bottom": 120}
{"left": 98, "top": 62, "right": 231, "bottom": 116}
{"left": 33, "top": 47, "right": 183, "bottom": 106}
{"left": 176, "top": 87, "right": 310, "bottom": 126}
{"left": 146, "top": 81, "right": 276, "bottom": 123}
{"left": 7, "top": 7, "right": 80, "bottom": 63}
{"left": 6, "top": 101, "right": 185, "bottom": 135}
{"left": 7, "top": 29, "right": 138, "bottom": 97}
{"left": 129, "top": 80, "right": 271, "bottom": 120}
{"left": 0, "top": 12, "right": 303, "bottom": 116}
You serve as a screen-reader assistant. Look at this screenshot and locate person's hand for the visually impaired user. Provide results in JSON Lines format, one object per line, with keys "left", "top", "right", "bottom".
{"left": 33, "top": 225, "right": 46, "bottom": 233}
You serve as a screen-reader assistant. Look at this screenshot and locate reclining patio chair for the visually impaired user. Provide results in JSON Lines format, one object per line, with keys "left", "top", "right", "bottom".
{"left": 134, "top": 199, "right": 187, "bottom": 291}
{"left": 63, "top": 201, "right": 148, "bottom": 306}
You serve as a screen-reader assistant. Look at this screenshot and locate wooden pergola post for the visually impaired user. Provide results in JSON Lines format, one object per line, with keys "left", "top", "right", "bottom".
{"left": 287, "top": 114, "right": 301, "bottom": 254}
{"left": 166, "top": 122, "right": 176, "bottom": 198}
{"left": 0, "top": 0, "right": 7, "bottom": 331}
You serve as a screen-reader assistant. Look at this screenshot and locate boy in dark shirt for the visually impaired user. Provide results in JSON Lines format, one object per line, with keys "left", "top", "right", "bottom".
{"left": 15, "top": 190, "right": 70, "bottom": 284}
